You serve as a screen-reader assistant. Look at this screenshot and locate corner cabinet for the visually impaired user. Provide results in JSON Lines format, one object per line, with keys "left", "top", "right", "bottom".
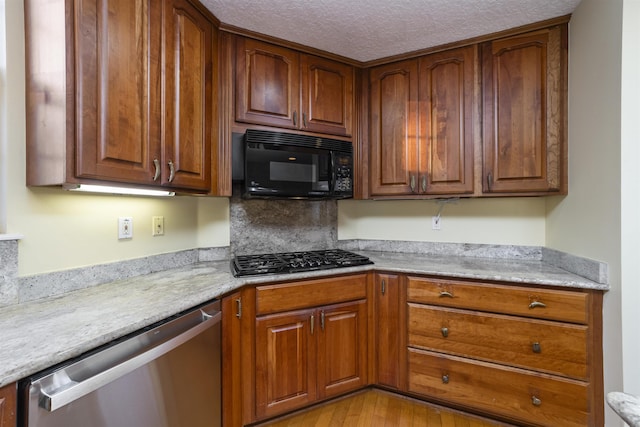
{"left": 25, "top": 0, "right": 220, "bottom": 193}
{"left": 235, "top": 37, "right": 354, "bottom": 137}
{"left": 0, "top": 383, "right": 16, "bottom": 427}
{"left": 368, "top": 46, "right": 476, "bottom": 198}
{"left": 481, "top": 25, "right": 567, "bottom": 194}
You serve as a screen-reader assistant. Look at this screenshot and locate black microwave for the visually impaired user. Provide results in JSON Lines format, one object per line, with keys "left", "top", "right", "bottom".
{"left": 233, "top": 129, "right": 353, "bottom": 199}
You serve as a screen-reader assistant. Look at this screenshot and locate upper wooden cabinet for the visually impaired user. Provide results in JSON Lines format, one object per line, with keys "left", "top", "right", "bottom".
{"left": 26, "top": 0, "right": 219, "bottom": 193}
{"left": 235, "top": 37, "right": 354, "bottom": 137}
{"left": 481, "top": 25, "right": 567, "bottom": 194}
{"left": 368, "top": 46, "right": 476, "bottom": 198}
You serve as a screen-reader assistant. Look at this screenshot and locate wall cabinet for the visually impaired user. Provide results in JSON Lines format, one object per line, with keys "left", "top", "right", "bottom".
{"left": 251, "top": 274, "right": 368, "bottom": 421}
{"left": 405, "top": 276, "right": 603, "bottom": 426}
{"left": 235, "top": 37, "right": 354, "bottom": 137}
{"left": 482, "top": 25, "right": 567, "bottom": 194}
{"left": 0, "top": 383, "right": 16, "bottom": 427}
{"left": 368, "top": 46, "right": 476, "bottom": 198}
{"left": 26, "top": 0, "right": 219, "bottom": 193}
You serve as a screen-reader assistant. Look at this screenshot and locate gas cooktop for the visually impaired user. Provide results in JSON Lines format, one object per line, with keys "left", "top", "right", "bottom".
{"left": 231, "top": 249, "right": 373, "bottom": 277}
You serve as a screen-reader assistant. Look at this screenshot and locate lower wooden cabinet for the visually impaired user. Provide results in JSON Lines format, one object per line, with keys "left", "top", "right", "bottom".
{"left": 405, "top": 275, "right": 603, "bottom": 427}
{"left": 0, "top": 383, "right": 16, "bottom": 427}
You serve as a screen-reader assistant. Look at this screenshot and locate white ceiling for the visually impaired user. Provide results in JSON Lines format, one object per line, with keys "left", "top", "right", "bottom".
{"left": 201, "top": 0, "right": 582, "bottom": 62}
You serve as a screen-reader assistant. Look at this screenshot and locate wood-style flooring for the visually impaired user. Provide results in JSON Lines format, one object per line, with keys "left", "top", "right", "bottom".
{"left": 255, "top": 388, "right": 515, "bottom": 427}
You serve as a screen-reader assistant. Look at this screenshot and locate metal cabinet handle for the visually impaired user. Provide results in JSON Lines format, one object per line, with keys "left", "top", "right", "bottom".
{"left": 381, "top": 279, "right": 386, "bottom": 295}
{"left": 293, "top": 111, "right": 297, "bottom": 126}
{"left": 310, "top": 314, "right": 315, "bottom": 335}
{"left": 532, "top": 342, "right": 541, "bottom": 353}
{"left": 439, "top": 291, "right": 454, "bottom": 298}
{"left": 320, "top": 311, "right": 325, "bottom": 331}
{"left": 441, "top": 327, "right": 449, "bottom": 338}
{"left": 302, "top": 112, "right": 307, "bottom": 128}
{"left": 152, "top": 158, "right": 161, "bottom": 181}
{"left": 442, "top": 374, "right": 449, "bottom": 384}
{"left": 235, "top": 298, "right": 242, "bottom": 319}
{"left": 487, "top": 172, "right": 493, "bottom": 191}
{"left": 168, "top": 160, "right": 175, "bottom": 182}
{"left": 410, "top": 175, "right": 416, "bottom": 192}
{"left": 421, "top": 175, "right": 427, "bottom": 192}
{"left": 529, "top": 301, "right": 547, "bottom": 309}
{"left": 531, "top": 396, "right": 542, "bottom": 406}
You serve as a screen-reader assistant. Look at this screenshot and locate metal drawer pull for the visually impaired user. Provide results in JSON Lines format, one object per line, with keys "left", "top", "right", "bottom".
{"left": 532, "top": 342, "right": 541, "bottom": 353}
{"left": 531, "top": 396, "right": 542, "bottom": 406}
{"left": 529, "top": 301, "right": 547, "bottom": 309}
{"left": 439, "top": 291, "right": 454, "bottom": 298}
{"left": 381, "top": 279, "right": 386, "bottom": 295}
{"left": 310, "top": 314, "right": 315, "bottom": 335}
{"left": 320, "top": 311, "right": 325, "bottom": 331}
{"left": 442, "top": 374, "right": 449, "bottom": 384}
{"left": 441, "top": 327, "right": 449, "bottom": 338}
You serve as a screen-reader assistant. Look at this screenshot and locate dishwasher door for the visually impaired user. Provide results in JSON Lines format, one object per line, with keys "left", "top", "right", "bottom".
{"left": 22, "top": 300, "right": 221, "bottom": 427}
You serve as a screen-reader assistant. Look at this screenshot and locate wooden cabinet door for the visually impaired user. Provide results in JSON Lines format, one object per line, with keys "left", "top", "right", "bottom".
{"left": 317, "top": 300, "right": 368, "bottom": 399}
{"left": 0, "top": 383, "right": 16, "bottom": 427}
{"left": 482, "top": 26, "right": 566, "bottom": 193}
{"left": 235, "top": 38, "right": 300, "bottom": 129}
{"left": 369, "top": 59, "right": 419, "bottom": 196}
{"left": 300, "top": 55, "right": 354, "bottom": 137}
{"left": 418, "top": 46, "right": 476, "bottom": 195}
{"left": 255, "top": 308, "right": 316, "bottom": 419}
{"left": 375, "top": 273, "right": 403, "bottom": 390}
{"left": 163, "top": 0, "right": 213, "bottom": 191}
{"left": 75, "top": 0, "right": 162, "bottom": 185}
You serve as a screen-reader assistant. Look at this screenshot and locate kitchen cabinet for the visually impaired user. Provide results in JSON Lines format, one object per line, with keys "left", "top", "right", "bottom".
{"left": 253, "top": 274, "right": 368, "bottom": 420}
{"left": 405, "top": 276, "right": 603, "bottom": 426}
{"left": 25, "top": 0, "right": 219, "bottom": 193}
{"left": 374, "top": 273, "right": 405, "bottom": 390}
{"left": 481, "top": 25, "right": 567, "bottom": 194}
{"left": 368, "top": 45, "right": 476, "bottom": 197}
{"left": 0, "top": 383, "right": 16, "bottom": 427}
{"left": 235, "top": 37, "right": 354, "bottom": 137}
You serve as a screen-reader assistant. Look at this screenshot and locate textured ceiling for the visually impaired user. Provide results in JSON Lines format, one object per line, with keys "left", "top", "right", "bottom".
{"left": 201, "top": 0, "right": 582, "bottom": 62}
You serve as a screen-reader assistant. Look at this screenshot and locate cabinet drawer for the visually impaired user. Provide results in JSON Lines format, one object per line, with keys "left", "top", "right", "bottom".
{"left": 408, "top": 304, "right": 588, "bottom": 380}
{"left": 407, "top": 276, "right": 589, "bottom": 324}
{"left": 408, "top": 348, "right": 590, "bottom": 427}
{"left": 256, "top": 274, "right": 367, "bottom": 315}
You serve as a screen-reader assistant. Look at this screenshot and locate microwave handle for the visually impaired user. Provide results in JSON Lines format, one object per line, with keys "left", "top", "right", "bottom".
{"left": 329, "top": 151, "right": 336, "bottom": 195}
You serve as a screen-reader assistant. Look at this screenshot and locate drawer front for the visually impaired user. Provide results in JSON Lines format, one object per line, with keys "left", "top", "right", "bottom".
{"left": 408, "top": 348, "right": 590, "bottom": 427}
{"left": 408, "top": 304, "right": 588, "bottom": 380}
{"left": 407, "top": 276, "right": 589, "bottom": 324}
{"left": 256, "top": 274, "right": 368, "bottom": 315}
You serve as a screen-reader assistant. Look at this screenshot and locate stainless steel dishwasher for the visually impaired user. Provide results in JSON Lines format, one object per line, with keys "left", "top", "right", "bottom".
{"left": 20, "top": 299, "right": 221, "bottom": 427}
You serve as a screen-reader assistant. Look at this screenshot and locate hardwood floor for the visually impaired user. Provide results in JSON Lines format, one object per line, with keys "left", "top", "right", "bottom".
{"left": 255, "top": 388, "right": 515, "bottom": 427}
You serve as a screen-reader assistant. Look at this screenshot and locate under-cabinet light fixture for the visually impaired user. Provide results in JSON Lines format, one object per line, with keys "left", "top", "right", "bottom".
{"left": 63, "top": 184, "right": 175, "bottom": 197}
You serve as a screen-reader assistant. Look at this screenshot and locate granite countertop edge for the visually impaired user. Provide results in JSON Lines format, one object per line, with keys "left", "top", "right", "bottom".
{"left": 0, "top": 251, "right": 608, "bottom": 388}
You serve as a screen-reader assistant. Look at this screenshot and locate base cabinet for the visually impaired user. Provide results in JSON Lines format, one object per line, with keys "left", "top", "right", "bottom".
{"left": 253, "top": 274, "right": 369, "bottom": 422}
{"left": 0, "top": 383, "right": 16, "bottom": 427}
{"left": 406, "top": 276, "right": 603, "bottom": 427}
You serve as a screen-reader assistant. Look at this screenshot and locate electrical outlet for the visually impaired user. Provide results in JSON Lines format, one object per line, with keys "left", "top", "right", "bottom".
{"left": 118, "top": 217, "right": 133, "bottom": 239}
{"left": 152, "top": 216, "right": 165, "bottom": 236}
{"left": 432, "top": 216, "right": 442, "bottom": 230}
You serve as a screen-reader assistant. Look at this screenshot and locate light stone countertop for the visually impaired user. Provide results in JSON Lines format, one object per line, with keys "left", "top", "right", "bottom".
{"left": 0, "top": 251, "right": 607, "bottom": 388}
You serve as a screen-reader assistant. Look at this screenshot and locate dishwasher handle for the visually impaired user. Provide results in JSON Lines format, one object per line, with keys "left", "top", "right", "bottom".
{"left": 39, "top": 308, "right": 222, "bottom": 412}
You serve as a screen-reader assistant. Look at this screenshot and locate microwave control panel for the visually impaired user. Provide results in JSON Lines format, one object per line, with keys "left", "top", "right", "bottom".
{"left": 334, "top": 154, "right": 353, "bottom": 194}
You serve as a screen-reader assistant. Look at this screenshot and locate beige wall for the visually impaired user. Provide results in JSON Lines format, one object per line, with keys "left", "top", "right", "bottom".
{"left": 338, "top": 198, "right": 546, "bottom": 245}
{"left": 545, "top": 0, "right": 625, "bottom": 424}
{"left": 3, "top": 0, "right": 229, "bottom": 276}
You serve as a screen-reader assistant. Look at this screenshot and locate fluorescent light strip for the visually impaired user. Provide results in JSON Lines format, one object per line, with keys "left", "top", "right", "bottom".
{"left": 64, "top": 184, "right": 175, "bottom": 197}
